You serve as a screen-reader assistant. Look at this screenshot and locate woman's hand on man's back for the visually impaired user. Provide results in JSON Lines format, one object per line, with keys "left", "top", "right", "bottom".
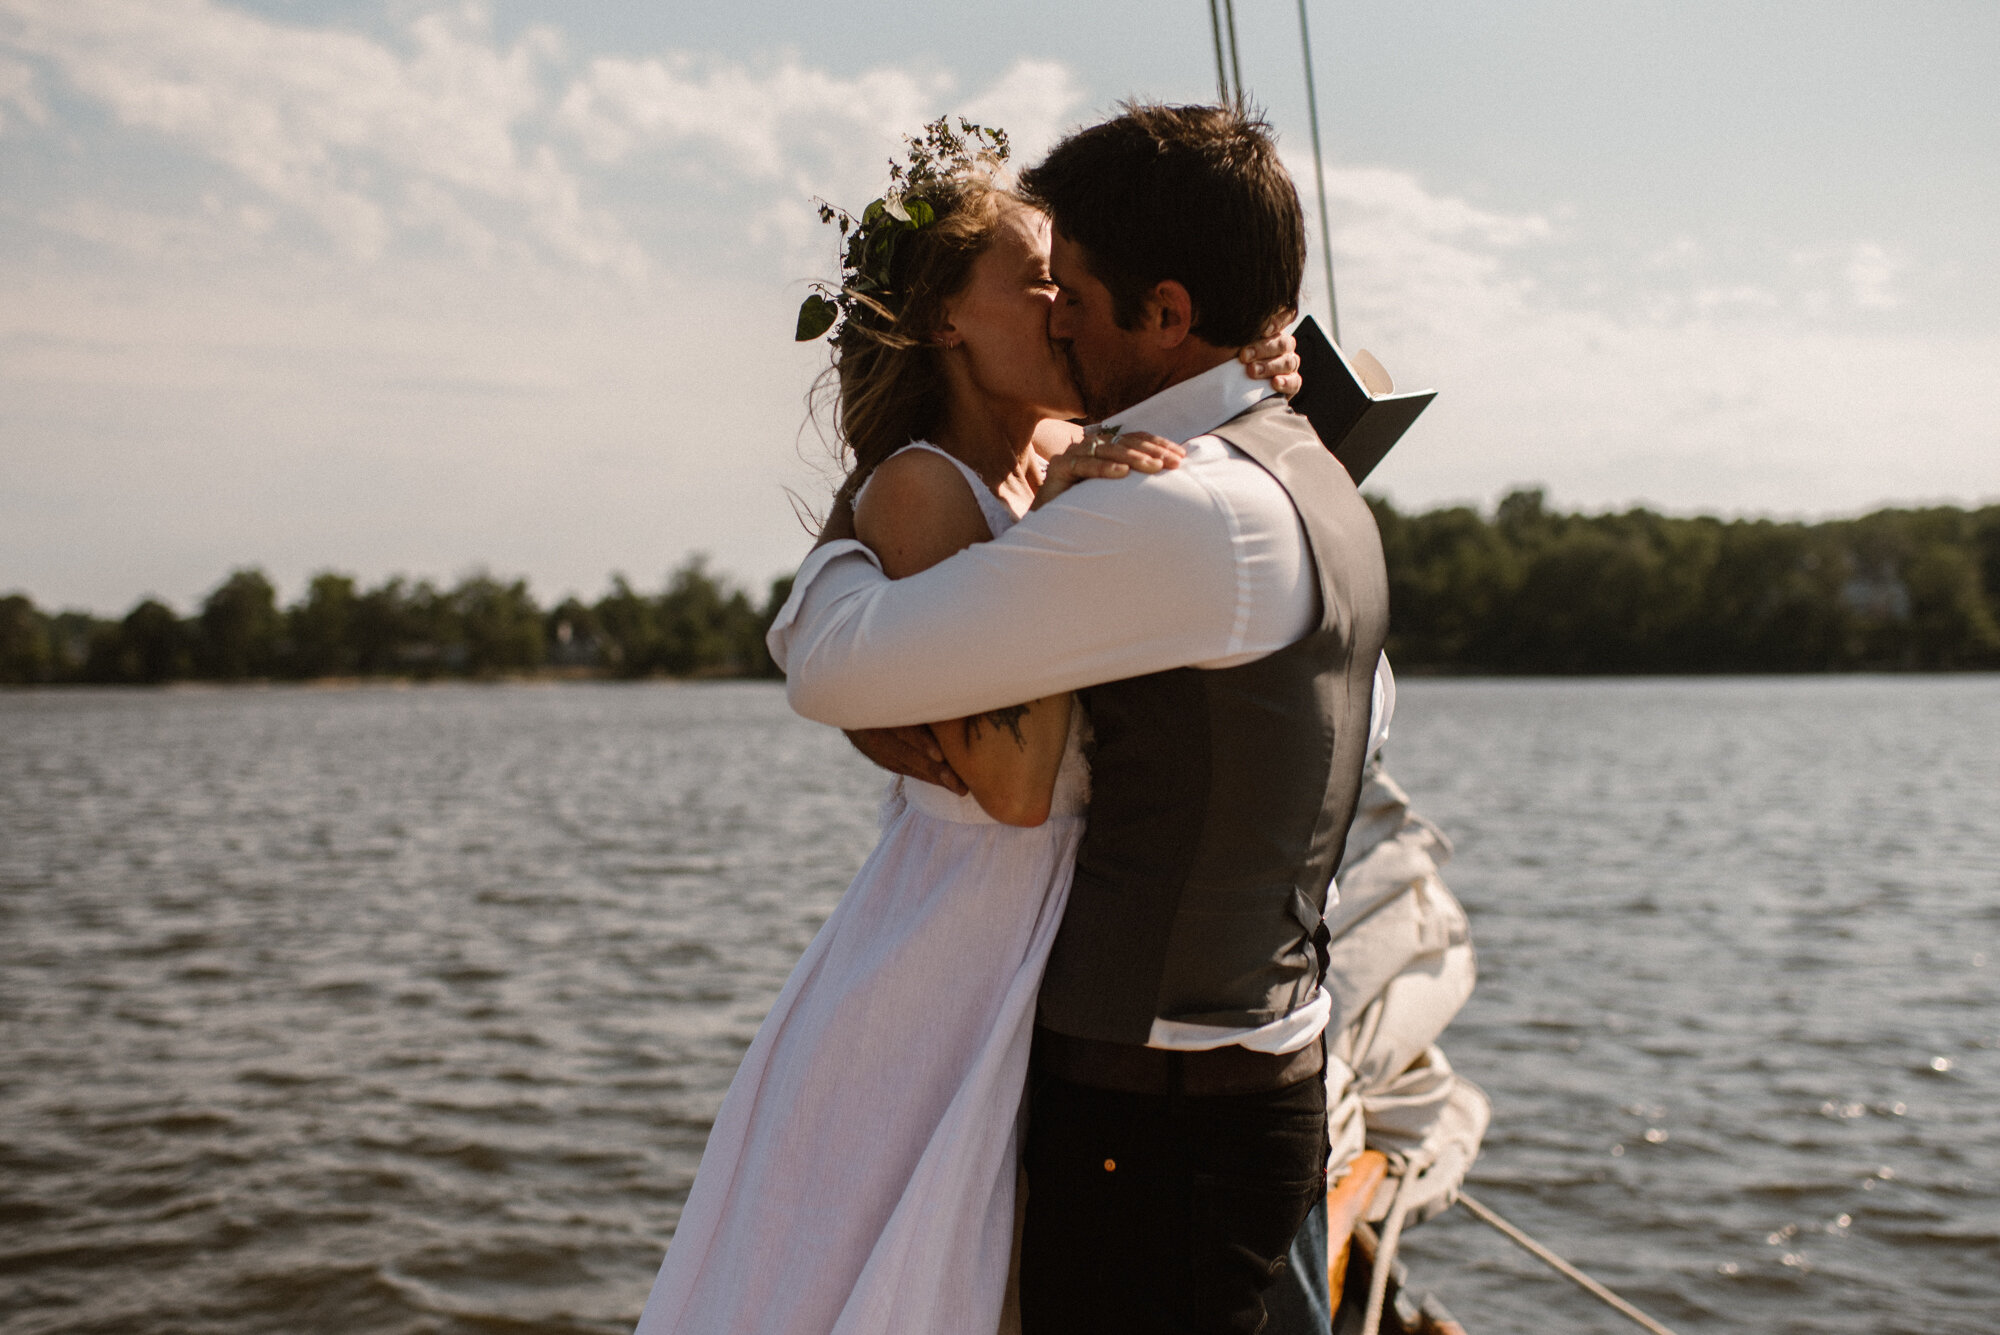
{"left": 1031, "top": 431, "right": 1185, "bottom": 511}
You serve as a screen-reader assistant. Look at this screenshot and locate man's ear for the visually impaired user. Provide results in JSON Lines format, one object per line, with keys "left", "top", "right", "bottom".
{"left": 1147, "top": 280, "right": 1195, "bottom": 350}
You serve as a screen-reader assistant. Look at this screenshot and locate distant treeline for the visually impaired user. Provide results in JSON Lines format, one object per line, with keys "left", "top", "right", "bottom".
{"left": 0, "top": 559, "right": 793, "bottom": 685}
{"left": 1373, "top": 491, "right": 2000, "bottom": 673}
{"left": 5, "top": 492, "right": 1999, "bottom": 686}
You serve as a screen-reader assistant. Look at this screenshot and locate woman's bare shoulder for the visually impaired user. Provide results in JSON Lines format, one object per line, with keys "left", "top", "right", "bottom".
{"left": 853, "top": 447, "right": 993, "bottom": 578}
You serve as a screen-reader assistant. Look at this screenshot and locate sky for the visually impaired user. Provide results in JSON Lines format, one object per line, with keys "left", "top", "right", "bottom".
{"left": 2, "top": 0, "right": 1996, "bottom": 614}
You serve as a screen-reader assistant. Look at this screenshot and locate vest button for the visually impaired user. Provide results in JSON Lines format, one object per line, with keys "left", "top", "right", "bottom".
{"left": 1103, "top": 1159, "right": 1116, "bottom": 1172}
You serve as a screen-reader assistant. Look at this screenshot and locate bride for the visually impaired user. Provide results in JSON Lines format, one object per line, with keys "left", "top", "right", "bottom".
{"left": 632, "top": 121, "right": 1299, "bottom": 1335}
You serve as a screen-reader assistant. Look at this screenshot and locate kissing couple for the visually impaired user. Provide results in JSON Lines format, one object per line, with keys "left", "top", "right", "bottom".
{"left": 636, "top": 102, "right": 1392, "bottom": 1335}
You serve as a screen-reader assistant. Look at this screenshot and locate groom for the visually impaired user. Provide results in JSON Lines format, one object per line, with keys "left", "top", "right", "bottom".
{"left": 779, "top": 103, "right": 1388, "bottom": 1333}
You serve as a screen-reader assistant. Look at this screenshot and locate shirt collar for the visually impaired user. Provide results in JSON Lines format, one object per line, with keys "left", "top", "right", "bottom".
{"left": 1103, "top": 356, "right": 1278, "bottom": 444}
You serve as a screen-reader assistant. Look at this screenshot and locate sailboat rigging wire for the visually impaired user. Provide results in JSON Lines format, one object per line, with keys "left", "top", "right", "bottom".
{"left": 1457, "top": 1193, "right": 1684, "bottom": 1335}
{"left": 1295, "top": 0, "right": 1341, "bottom": 344}
{"left": 1207, "top": 0, "right": 1233, "bottom": 104}
{"left": 1221, "top": 0, "right": 1246, "bottom": 106}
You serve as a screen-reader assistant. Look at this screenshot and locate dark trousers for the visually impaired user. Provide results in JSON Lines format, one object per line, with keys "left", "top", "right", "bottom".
{"left": 1019, "top": 1065, "right": 1328, "bottom": 1335}
{"left": 1261, "top": 1196, "right": 1333, "bottom": 1334}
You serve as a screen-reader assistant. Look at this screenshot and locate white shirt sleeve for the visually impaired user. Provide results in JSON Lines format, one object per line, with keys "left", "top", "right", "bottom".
{"left": 772, "top": 453, "right": 1311, "bottom": 730}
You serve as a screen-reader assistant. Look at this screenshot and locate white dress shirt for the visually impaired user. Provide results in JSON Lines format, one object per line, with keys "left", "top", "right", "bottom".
{"left": 768, "top": 356, "right": 1393, "bottom": 1053}
{"left": 772, "top": 362, "right": 1318, "bottom": 728}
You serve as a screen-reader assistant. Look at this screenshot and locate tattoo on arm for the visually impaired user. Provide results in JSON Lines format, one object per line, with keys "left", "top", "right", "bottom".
{"left": 964, "top": 704, "right": 1031, "bottom": 750}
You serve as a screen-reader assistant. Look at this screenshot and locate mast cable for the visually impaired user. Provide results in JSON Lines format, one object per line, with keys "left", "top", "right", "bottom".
{"left": 1207, "top": 0, "right": 1233, "bottom": 104}
{"left": 1295, "top": 0, "right": 1341, "bottom": 343}
{"left": 1221, "top": 0, "right": 1246, "bottom": 106}
{"left": 1457, "top": 1192, "right": 1684, "bottom": 1335}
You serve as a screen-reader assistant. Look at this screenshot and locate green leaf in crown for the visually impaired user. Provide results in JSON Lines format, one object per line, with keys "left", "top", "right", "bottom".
{"left": 793, "top": 117, "right": 1010, "bottom": 342}
{"left": 795, "top": 294, "right": 838, "bottom": 342}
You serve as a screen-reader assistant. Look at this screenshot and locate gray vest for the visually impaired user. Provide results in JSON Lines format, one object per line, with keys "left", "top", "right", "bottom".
{"left": 1036, "top": 397, "right": 1390, "bottom": 1045}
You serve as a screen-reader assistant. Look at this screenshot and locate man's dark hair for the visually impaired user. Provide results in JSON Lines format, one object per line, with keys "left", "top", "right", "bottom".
{"left": 1017, "top": 102, "right": 1305, "bottom": 348}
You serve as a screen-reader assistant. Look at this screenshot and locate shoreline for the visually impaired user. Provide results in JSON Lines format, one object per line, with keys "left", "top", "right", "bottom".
{"left": 7, "top": 666, "right": 2000, "bottom": 693}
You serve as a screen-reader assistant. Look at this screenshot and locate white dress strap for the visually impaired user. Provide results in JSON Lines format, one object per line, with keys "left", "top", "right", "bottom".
{"left": 854, "top": 441, "right": 1020, "bottom": 540}
{"left": 765, "top": 444, "right": 1022, "bottom": 681}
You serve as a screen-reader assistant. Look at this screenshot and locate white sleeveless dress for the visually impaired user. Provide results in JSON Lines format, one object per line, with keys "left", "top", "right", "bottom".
{"left": 634, "top": 443, "right": 1088, "bottom": 1335}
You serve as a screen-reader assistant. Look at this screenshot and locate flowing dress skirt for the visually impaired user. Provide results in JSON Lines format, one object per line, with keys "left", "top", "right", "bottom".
{"left": 633, "top": 760, "right": 1083, "bottom": 1335}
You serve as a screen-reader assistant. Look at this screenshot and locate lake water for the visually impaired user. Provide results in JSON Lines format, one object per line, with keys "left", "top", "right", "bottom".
{"left": 2, "top": 677, "right": 1996, "bottom": 1334}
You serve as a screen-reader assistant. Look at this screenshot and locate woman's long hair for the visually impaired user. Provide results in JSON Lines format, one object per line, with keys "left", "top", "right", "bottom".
{"left": 814, "top": 173, "right": 1008, "bottom": 507}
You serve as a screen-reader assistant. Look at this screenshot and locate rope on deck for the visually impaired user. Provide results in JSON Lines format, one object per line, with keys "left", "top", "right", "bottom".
{"left": 1360, "top": 1172, "right": 1416, "bottom": 1335}
{"left": 1456, "top": 1192, "right": 1683, "bottom": 1335}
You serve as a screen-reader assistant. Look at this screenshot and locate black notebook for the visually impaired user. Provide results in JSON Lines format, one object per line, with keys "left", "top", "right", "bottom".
{"left": 1287, "top": 315, "right": 1435, "bottom": 485}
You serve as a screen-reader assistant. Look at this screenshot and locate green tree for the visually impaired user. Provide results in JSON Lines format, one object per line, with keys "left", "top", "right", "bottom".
{"left": 397, "top": 580, "right": 460, "bottom": 677}
{"left": 88, "top": 598, "right": 191, "bottom": 683}
{"left": 351, "top": 577, "right": 414, "bottom": 675}
{"left": 195, "top": 568, "right": 282, "bottom": 679}
{"left": 1372, "top": 498, "right": 1516, "bottom": 670}
{"left": 0, "top": 594, "right": 53, "bottom": 684}
{"left": 1494, "top": 487, "right": 1555, "bottom": 549}
{"left": 546, "top": 596, "right": 604, "bottom": 668}
{"left": 453, "top": 573, "right": 544, "bottom": 675}
{"left": 1904, "top": 542, "right": 2000, "bottom": 668}
{"left": 749, "top": 575, "right": 795, "bottom": 679}
{"left": 287, "top": 572, "right": 360, "bottom": 678}
{"left": 1696, "top": 522, "right": 1845, "bottom": 671}
{"left": 1499, "top": 521, "right": 1661, "bottom": 672}
{"left": 594, "top": 575, "right": 661, "bottom": 676}
{"left": 1971, "top": 505, "right": 2000, "bottom": 629}
{"left": 47, "top": 611, "right": 102, "bottom": 682}
{"left": 658, "top": 557, "right": 740, "bottom": 675}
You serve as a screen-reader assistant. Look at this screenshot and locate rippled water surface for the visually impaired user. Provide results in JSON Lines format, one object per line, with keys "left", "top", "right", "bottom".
{"left": 2, "top": 678, "right": 1997, "bottom": 1334}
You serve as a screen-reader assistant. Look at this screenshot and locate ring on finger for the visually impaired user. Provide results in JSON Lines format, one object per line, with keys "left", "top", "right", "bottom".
{"left": 1087, "top": 436, "right": 1098, "bottom": 458}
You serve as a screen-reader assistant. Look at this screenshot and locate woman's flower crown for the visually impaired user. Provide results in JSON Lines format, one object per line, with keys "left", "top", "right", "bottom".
{"left": 795, "top": 116, "right": 1010, "bottom": 343}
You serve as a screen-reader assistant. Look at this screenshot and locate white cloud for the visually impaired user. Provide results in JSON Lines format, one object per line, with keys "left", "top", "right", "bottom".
{"left": 1332, "top": 165, "right": 1553, "bottom": 248}
{"left": 1, "top": 0, "right": 637, "bottom": 269}
{"left": 558, "top": 52, "right": 947, "bottom": 181}
{"left": 0, "top": 7, "right": 1992, "bottom": 614}
{"left": 1789, "top": 240, "right": 1908, "bottom": 314}
{"left": 1643, "top": 236, "right": 1704, "bottom": 270}
{"left": 4, "top": 0, "right": 1089, "bottom": 280}
{"left": 554, "top": 51, "right": 1087, "bottom": 271}
{"left": 958, "top": 59, "right": 1088, "bottom": 166}
{"left": 0, "top": 50, "right": 41, "bottom": 129}
{"left": 1842, "top": 242, "right": 1904, "bottom": 310}
{"left": 1288, "top": 149, "right": 1553, "bottom": 348}
{"left": 556, "top": 50, "right": 1081, "bottom": 180}
{"left": 40, "top": 199, "right": 194, "bottom": 257}
{"left": 1288, "top": 159, "right": 1995, "bottom": 517}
